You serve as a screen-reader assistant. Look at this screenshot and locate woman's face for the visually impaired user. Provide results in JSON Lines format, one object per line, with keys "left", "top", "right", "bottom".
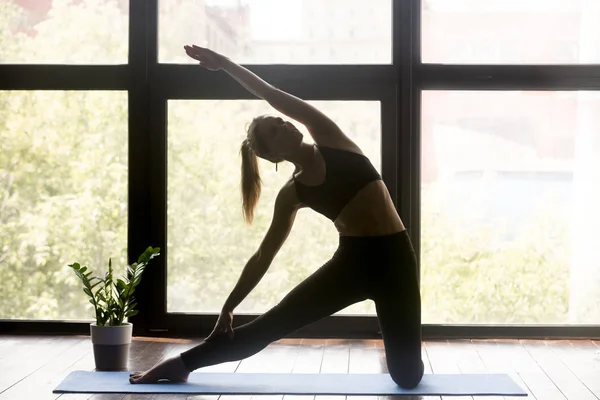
{"left": 250, "top": 117, "right": 303, "bottom": 162}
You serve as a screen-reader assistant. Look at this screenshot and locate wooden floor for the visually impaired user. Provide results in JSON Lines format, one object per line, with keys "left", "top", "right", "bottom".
{"left": 0, "top": 335, "right": 599, "bottom": 400}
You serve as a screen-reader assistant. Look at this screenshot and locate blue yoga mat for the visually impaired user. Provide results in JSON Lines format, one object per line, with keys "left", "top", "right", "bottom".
{"left": 54, "top": 371, "right": 527, "bottom": 396}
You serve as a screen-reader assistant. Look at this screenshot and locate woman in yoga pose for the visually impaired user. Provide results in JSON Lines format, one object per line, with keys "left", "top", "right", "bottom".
{"left": 129, "top": 45, "right": 423, "bottom": 389}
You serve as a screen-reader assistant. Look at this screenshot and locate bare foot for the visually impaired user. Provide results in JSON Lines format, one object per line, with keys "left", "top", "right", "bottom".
{"left": 129, "top": 355, "right": 190, "bottom": 384}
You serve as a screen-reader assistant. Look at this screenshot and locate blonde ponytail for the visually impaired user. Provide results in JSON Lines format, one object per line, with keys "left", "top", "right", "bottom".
{"left": 240, "top": 140, "right": 261, "bottom": 224}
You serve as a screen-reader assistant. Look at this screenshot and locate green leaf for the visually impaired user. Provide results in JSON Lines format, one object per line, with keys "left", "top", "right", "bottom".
{"left": 91, "top": 280, "right": 102, "bottom": 288}
{"left": 125, "top": 302, "right": 137, "bottom": 311}
{"left": 83, "top": 287, "right": 93, "bottom": 298}
{"left": 125, "top": 310, "right": 138, "bottom": 318}
{"left": 116, "top": 278, "right": 127, "bottom": 291}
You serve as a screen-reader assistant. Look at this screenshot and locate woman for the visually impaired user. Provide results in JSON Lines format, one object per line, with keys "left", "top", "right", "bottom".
{"left": 129, "top": 45, "right": 423, "bottom": 389}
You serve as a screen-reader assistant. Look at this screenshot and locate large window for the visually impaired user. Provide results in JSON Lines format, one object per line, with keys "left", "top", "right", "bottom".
{"left": 0, "top": 90, "right": 128, "bottom": 320}
{"left": 421, "top": 0, "right": 600, "bottom": 64}
{"left": 167, "top": 100, "right": 381, "bottom": 315}
{"left": 159, "top": 0, "right": 392, "bottom": 64}
{"left": 420, "top": 91, "right": 600, "bottom": 324}
{"left": 0, "top": 0, "right": 129, "bottom": 64}
{"left": 2, "top": 0, "right": 599, "bottom": 339}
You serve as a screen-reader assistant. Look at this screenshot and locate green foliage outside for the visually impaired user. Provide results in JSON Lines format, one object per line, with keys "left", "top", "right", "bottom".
{"left": 0, "top": 0, "right": 585, "bottom": 325}
{"left": 419, "top": 185, "right": 571, "bottom": 323}
{"left": 0, "top": 88, "right": 128, "bottom": 320}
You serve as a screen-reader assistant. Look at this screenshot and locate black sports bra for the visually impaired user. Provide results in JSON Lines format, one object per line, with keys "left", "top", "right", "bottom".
{"left": 293, "top": 146, "right": 382, "bottom": 221}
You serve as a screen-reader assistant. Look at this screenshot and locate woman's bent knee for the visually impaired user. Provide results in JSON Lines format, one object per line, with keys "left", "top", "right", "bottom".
{"left": 389, "top": 360, "right": 424, "bottom": 389}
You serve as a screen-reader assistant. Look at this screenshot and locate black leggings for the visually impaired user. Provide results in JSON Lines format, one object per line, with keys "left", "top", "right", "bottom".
{"left": 180, "top": 230, "right": 423, "bottom": 389}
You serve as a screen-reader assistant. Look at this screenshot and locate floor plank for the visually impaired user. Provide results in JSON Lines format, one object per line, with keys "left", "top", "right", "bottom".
{"left": 521, "top": 339, "right": 596, "bottom": 400}
{"left": 0, "top": 336, "right": 89, "bottom": 400}
{"left": 495, "top": 339, "right": 565, "bottom": 400}
{"left": 545, "top": 340, "right": 600, "bottom": 398}
{"left": 347, "top": 340, "right": 382, "bottom": 400}
{"left": 0, "top": 335, "right": 30, "bottom": 360}
{"left": 451, "top": 339, "right": 498, "bottom": 400}
{"left": 220, "top": 339, "right": 300, "bottom": 400}
{"left": 0, "top": 336, "right": 69, "bottom": 395}
{"left": 424, "top": 340, "right": 470, "bottom": 400}
{"left": 282, "top": 338, "right": 325, "bottom": 400}
{"left": 470, "top": 340, "right": 513, "bottom": 400}
{"left": 55, "top": 339, "right": 98, "bottom": 400}
{"left": 315, "top": 339, "right": 351, "bottom": 400}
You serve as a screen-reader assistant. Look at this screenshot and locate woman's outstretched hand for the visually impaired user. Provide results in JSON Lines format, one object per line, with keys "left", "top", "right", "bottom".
{"left": 205, "top": 308, "right": 234, "bottom": 341}
{"left": 184, "top": 45, "right": 227, "bottom": 71}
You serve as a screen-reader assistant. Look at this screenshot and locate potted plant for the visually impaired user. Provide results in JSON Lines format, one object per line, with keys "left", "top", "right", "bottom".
{"left": 68, "top": 246, "right": 160, "bottom": 371}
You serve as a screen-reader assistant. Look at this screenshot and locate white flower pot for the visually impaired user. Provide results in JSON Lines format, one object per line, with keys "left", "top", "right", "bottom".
{"left": 90, "top": 322, "right": 133, "bottom": 371}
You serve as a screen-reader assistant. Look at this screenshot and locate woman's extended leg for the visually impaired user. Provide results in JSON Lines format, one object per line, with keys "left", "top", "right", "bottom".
{"left": 371, "top": 231, "right": 423, "bottom": 389}
{"left": 129, "top": 247, "right": 368, "bottom": 383}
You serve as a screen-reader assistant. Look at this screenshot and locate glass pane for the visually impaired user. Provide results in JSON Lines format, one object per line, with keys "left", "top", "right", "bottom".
{"left": 0, "top": 91, "right": 128, "bottom": 320}
{"left": 160, "top": 0, "right": 391, "bottom": 64}
{"left": 421, "top": 90, "right": 600, "bottom": 324}
{"left": 168, "top": 100, "right": 381, "bottom": 315}
{"left": 0, "top": 0, "right": 128, "bottom": 64}
{"left": 422, "top": 0, "right": 600, "bottom": 64}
